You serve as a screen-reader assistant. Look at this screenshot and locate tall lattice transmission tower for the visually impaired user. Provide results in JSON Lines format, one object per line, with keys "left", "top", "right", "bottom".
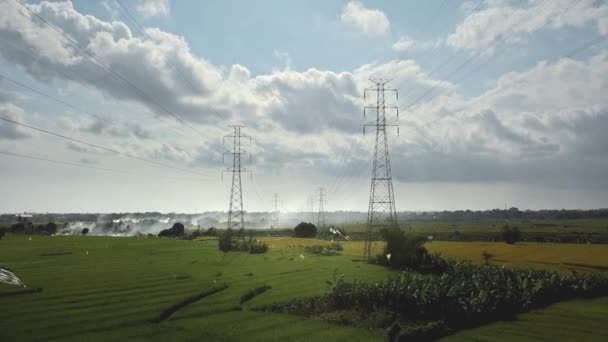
{"left": 317, "top": 187, "right": 326, "bottom": 233}
{"left": 272, "top": 193, "right": 280, "bottom": 228}
{"left": 363, "top": 79, "right": 399, "bottom": 259}
{"left": 223, "top": 125, "right": 251, "bottom": 230}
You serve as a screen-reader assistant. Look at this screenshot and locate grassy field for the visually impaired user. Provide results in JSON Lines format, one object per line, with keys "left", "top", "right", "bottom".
{"left": 1, "top": 235, "right": 608, "bottom": 341}
{"left": 260, "top": 237, "right": 608, "bottom": 272}
{"left": 0, "top": 235, "right": 390, "bottom": 341}
{"left": 442, "top": 296, "right": 608, "bottom": 342}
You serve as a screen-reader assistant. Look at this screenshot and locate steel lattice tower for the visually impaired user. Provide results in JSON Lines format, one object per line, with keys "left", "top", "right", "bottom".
{"left": 272, "top": 193, "right": 280, "bottom": 228}
{"left": 363, "top": 79, "right": 399, "bottom": 259}
{"left": 223, "top": 125, "right": 251, "bottom": 230}
{"left": 317, "top": 187, "right": 326, "bottom": 233}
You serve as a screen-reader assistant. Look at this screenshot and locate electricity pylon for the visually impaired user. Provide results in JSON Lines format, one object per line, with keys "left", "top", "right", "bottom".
{"left": 317, "top": 187, "right": 326, "bottom": 234}
{"left": 223, "top": 125, "right": 251, "bottom": 230}
{"left": 272, "top": 193, "right": 280, "bottom": 228}
{"left": 363, "top": 79, "right": 399, "bottom": 259}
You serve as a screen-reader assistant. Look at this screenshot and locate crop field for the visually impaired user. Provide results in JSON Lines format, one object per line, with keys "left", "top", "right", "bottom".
{"left": 0, "top": 235, "right": 390, "bottom": 341}
{"left": 260, "top": 237, "right": 608, "bottom": 272}
{"left": 1, "top": 235, "right": 608, "bottom": 341}
{"left": 341, "top": 218, "right": 608, "bottom": 233}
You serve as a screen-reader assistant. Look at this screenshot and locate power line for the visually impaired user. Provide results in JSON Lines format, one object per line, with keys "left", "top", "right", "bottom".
{"left": 450, "top": 0, "right": 583, "bottom": 87}
{"left": 0, "top": 151, "right": 208, "bottom": 182}
{"left": 12, "top": 0, "right": 207, "bottom": 139}
{"left": 0, "top": 72, "right": 194, "bottom": 160}
{"left": 0, "top": 115, "right": 215, "bottom": 178}
{"left": 115, "top": 0, "right": 204, "bottom": 97}
{"left": 403, "top": 0, "right": 552, "bottom": 111}
{"left": 409, "top": 29, "right": 608, "bottom": 136}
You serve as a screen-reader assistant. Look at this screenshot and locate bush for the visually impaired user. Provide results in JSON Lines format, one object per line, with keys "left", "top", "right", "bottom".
{"left": 304, "top": 242, "right": 343, "bottom": 256}
{"left": 375, "top": 227, "right": 448, "bottom": 273}
{"left": 482, "top": 250, "right": 495, "bottom": 265}
{"left": 218, "top": 228, "right": 235, "bottom": 252}
{"left": 158, "top": 222, "right": 186, "bottom": 238}
{"left": 218, "top": 230, "right": 268, "bottom": 254}
{"left": 502, "top": 225, "right": 521, "bottom": 244}
{"left": 294, "top": 222, "right": 317, "bottom": 238}
{"left": 81, "top": 228, "right": 89, "bottom": 235}
{"left": 0, "top": 227, "right": 5, "bottom": 240}
{"left": 261, "top": 261, "right": 608, "bottom": 339}
{"left": 44, "top": 222, "right": 57, "bottom": 235}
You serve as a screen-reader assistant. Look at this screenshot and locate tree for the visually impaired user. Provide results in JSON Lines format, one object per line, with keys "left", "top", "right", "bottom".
{"left": 294, "top": 222, "right": 317, "bottom": 238}
{"left": 0, "top": 227, "right": 5, "bottom": 240}
{"left": 81, "top": 228, "right": 90, "bottom": 235}
{"left": 171, "top": 222, "right": 185, "bottom": 236}
{"left": 158, "top": 222, "right": 186, "bottom": 237}
{"left": 501, "top": 225, "right": 521, "bottom": 244}
{"left": 45, "top": 222, "right": 57, "bottom": 235}
{"left": 218, "top": 228, "right": 235, "bottom": 252}
{"left": 380, "top": 227, "right": 429, "bottom": 269}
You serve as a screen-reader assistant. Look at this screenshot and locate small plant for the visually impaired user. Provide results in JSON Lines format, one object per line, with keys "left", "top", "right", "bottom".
{"left": 482, "top": 250, "right": 495, "bottom": 265}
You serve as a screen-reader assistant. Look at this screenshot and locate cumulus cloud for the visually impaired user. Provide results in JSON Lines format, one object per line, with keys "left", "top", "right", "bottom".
{"left": 136, "top": 0, "right": 170, "bottom": 18}
{"left": 340, "top": 1, "right": 390, "bottom": 37}
{"left": 392, "top": 36, "right": 415, "bottom": 51}
{"left": 0, "top": 103, "right": 31, "bottom": 140}
{"left": 448, "top": 0, "right": 608, "bottom": 52}
{"left": 389, "top": 51, "right": 608, "bottom": 189}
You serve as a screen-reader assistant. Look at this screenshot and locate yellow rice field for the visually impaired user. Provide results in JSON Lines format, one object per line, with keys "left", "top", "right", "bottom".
{"left": 260, "top": 238, "right": 608, "bottom": 272}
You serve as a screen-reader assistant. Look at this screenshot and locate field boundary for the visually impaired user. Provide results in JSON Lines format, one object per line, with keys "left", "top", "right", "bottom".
{"left": 153, "top": 284, "right": 229, "bottom": 323}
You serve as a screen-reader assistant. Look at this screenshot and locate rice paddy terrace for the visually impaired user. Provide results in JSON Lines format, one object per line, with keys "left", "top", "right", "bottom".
{"left": 1, "top": 235, "right": 608, "bottom": 341}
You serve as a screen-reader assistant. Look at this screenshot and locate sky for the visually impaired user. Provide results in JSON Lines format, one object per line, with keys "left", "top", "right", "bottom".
{"left": 0, "top": 0, "right": 607, "bottom": 213}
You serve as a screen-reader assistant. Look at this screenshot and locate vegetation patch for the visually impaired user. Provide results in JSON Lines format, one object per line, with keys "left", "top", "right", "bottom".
{"left": 304, "top": 242, "right": 344, "bottom": 256}
{"left": 154, "top": 284, "right": 229, "bottom": 323}
{"left": 218, "top": 228, "right": 269, "bottom": 254}
{"left": 259, "top": 260, "right": 608, "bottom": 340}
{"left": 40, "top": 251, "right": 73, "bottom": 257}
{"left": 240, "top": 284, "right": 272, "bottom": 304}
{"left": 0, "top": 287, "right": 42, "bottom": 297}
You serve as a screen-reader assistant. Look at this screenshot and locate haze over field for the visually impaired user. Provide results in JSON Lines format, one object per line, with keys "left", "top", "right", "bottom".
{"left": 1, "top": 0, "right": 607, "bottom": 214}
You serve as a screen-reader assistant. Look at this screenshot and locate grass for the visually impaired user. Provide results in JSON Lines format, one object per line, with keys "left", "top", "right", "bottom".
{"left": 441, "top": 296, "right": 608, "bottom": 342}
{"left": 261, "top": 237, "right": 608, "bottom": 272}
{"left": 1, "top": 235, "right": 608, "bottom": 341}
{"left": 0, "top": 235, "right": 390, "bottom": 341}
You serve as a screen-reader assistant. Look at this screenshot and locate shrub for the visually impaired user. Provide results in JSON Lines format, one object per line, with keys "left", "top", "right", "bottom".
{"left": 0, "top": 227, "right": 5, "bottom": 240}
{"left": 294, "top": 222, "right": 317, "bottom": 238}
{"left": 218, "top": 230, "right": 268, "bottom": 254}
{"left": 158, "top": 222, "right": 186, "bottom": 238}
{"left": 304, "top": 242, "right": 343, "bottom": 256}
{"left": 81, "top": 228, "right": 89, "bottom": 235}
{"left": 482, "top": 250, "right": 495, "bottom": 265}
{"left": 218, "top": 228, "right": 235, "bottom": 252}
{"left": 375, "top": 227, "right": 448, "bottom": 273}
{"left": 502, "top": 225, "right": 521, "bottom": 244}
{"left": 261, "top": 261, "right": 608, "bottom": 339}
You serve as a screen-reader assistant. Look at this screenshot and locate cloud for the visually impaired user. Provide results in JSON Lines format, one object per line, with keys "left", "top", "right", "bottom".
{"left": 0, "top": 103, "right": 31, "bottom": 140}
{"left": 136, "top": 0, "right": 170, "bottom": 18}
{"left": 388, "top": 51, "right": 608, "bottom": 189}
{"left": 340, "top": 1, "right": 390, "bottom": 37}
{"left": 0, "top": 1, "right": 454, "bottom": 138}
{"left": 0, "top": 1, "right": 222, "bottom": 124}
{"left": 447, "top": 0, "right": 608, "bottom": 52}
{"left": 392, "top": 36, "right": 415, "bottom": 51}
